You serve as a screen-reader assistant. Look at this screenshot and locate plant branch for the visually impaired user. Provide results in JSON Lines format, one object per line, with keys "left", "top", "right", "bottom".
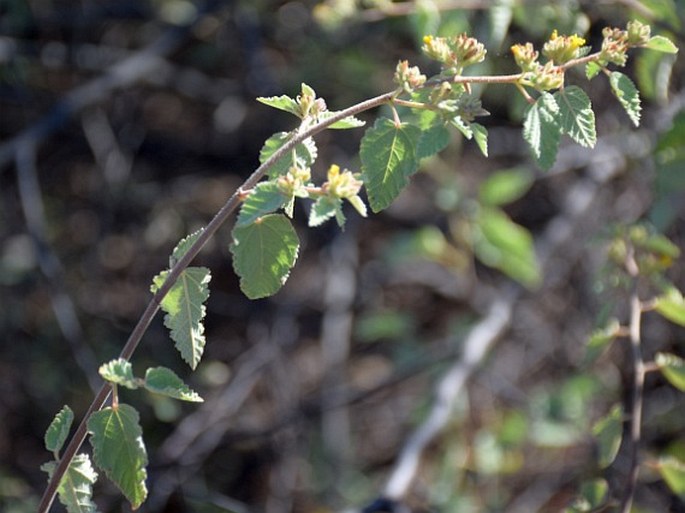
{"left": 619, "top": 246, "right": 645, "bottom": 513}
{"left": 37, "top": 89, "right": 396, "bottom": 513}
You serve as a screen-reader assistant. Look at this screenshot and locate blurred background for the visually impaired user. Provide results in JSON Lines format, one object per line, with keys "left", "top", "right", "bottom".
{"left": 1, "top": 0, "right": 685, "bottom": 512}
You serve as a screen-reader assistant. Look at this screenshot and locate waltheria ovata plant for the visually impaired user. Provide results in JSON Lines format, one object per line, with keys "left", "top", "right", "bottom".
{"left": 38, "top": 20, "right": 681, "bottom": 513}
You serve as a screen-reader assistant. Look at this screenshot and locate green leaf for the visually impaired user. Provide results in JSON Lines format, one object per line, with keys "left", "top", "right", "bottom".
{"left": 632, "top": 229, "right": 681, "bottom": 259}
{"left": 88, "top": 404, "right": 147, "bottom": 508}
{"left": 471, "top": 122, "right": 488, "bottom": 157}
{"left": 237, "top": 182, "right": 286, "bottom": 227}
{"left": 98, "top": 359, "right": 139, "bottom": 390}
{"left": 42, "top": 454, "right": 99, "bottom": 513}
{"left": 645, "top": 35, "right": 679, "bottom": 54}
{"left": 655, "top": 352, "right": 685, "bottom": 391}
{"left": 654, "top": 287, "right": 685, "bottom": 326}
{"left": 609, "top": 72, "right": 641, "bottom": 127}
{"left": 259, "top": 132, "right": 318, "bottom": 177}
{"left": 592, "top": 404, "right": 623, "bottom": 468}
{"left": 554, "top": 86, "right": 596, "bottom": 148}
{"left": 45, "top": 405, "right": 74, "bottom": 454}
{"left": 479, "top": 168, "right": 533, "bottom": 206}
{"left": 585, "top": 61, "right": 602, "bottom": 80}
{"left": 256, "top": 95, "right": 300, "bottom": 117}
{"left": 169, "top": 229, "right": 203, "bottom": 267}
{"left": 584, "top": 318, "right": 620, "bottom": 365}
{"left": 301, "top": 82, "right": 315, "bottom": 98}
{"left": 523, "top": 92, "right": 561, "bottom": 170}
{"left": 450, "top": 115, "right": 473, "bottom": 139}
{"left": 360, "top": 118, "right": 422, "bottom": 213}
{"left": 144, "top": 367, "right": 203, "bottom": 402}
{"left": 416, "top": 122, "right": 450, "bottom": 160}
{"left": 564, "top": 478, "right": 609, "bottom": 512}
{"left": 309, "top": 196, "right": 343, "bottom": 227}
{"left": 578, "top": 478, "right": 608, "bottom": 508}
{"left": 230, "top": 214, "right": 299, "bottom": 299}
{"left": 151, "top": 267, "right": 211, "bottom": 369}
{"left": 473, "top": 207, "right": 540, "bottom": 287}
{"left": 658, "top": 456, "right": 685, "bottom": 497}
{"left": 318, "top": 111, "right": 366, "bottom": 129}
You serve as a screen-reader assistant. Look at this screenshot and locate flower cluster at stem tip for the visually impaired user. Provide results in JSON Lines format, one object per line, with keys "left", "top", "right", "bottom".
{"left": 510, "top": 20, "right": 652, "bottom": 91}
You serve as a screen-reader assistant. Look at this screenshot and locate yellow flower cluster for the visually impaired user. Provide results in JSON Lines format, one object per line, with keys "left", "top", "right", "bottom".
{"left": 323, "top": 165, "right": 367, "bottom": 217}
{"left": 543, "top": 30, "right": 587, "bottom": 64}
{"left": 422, "top": 33, "right": 487, "bottom": 73}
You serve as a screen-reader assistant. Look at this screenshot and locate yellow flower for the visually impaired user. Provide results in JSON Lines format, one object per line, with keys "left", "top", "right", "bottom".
{"left": 543, "top": 31, "right": 587, "bottom": 64}
{"left": 569, "top": 34, "right": 586, "bottom": 49}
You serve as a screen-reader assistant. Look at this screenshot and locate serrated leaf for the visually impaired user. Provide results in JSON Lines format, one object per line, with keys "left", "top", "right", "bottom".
{"left": 555, "top": 86, "right": 596, "bottom": 148}
{"left": 450, "top": 115, "right": 473, "bottom": 139}
{"left": 169, "top": 230, "right": 203, "bottom": 268}
{"left": 144, "top": 367, "right": 203, "bottom": 402}
{"left": 645, "top": 35, "right": 679, "bottom": 54}
{"left": 584, "top": 318, "right": 620, "bottom": 365}
{"left": 471, "top": 122, "right": 488, "bottom": 156}
{"left": 654, "top": 287, "right": 685, "bottom": 326}
{"left": 99, "top": 359, "right": 139, "bottom": 390}
{"left": 658, "top": 456, "right": 685, "bottom": 497}
{"left": 585, "top": 61, "right": 602, "bottom": 80}
{"left": 523, "top": 92, "right": 561, "bottom": 170}
{"left": 45, "top": 405, "right": 74, "bottom": 454}
{"left": 151, "top": 267, "right": 211, "bottom": 369}
{"left": 88, "top": 404, "right": 147, "bottom": 508}
{"left": 309, "top": 196, "right": 342, "bottom": 227}
{"left": 609, "top": 72, "right": 641, "bottom": 127}
{"left": 592, "top": 404, "right": 623, "bottom": 468}
{"left": 478, "top": 168, "right": 533, "bottom": 206}
{"left": 655, "top": 353, "right": 685, "bottom": 391}
{"left": 473, "top": 207, "right": 540, "bottom": 287}
{"left": 230, "top": 214, "right": 299, "bottom": 299}
{"left": 416, "top": 122, "right": 450, "bottom": 160}
{"left": 42, "top": 454, "right": 99, "bottom": 513}
{"left": 256, "top": 95, "right": 300, "bottom": 116}
{"left": 237, "top": 182, "right": 286, "bottom": 227}
{"left": 360, "top": 118, "right": 422, "bottom": 213}
{"left": 318, "top": 111, "right": 366, "bottom": 129}
{"left": 259, "top": 132, "right": 318, "bottom": 177}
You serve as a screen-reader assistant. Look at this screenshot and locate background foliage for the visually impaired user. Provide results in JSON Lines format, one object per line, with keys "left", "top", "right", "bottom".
{"left": 1, "top": 0, "right": 684, "bottom": 512}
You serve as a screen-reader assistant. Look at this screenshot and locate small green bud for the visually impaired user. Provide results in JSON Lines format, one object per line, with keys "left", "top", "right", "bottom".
{"left": 626, "top": 20, "right": 650, "bottom": 46}
{"left": 394, "top": 60, "right": 426, "bottom": 94}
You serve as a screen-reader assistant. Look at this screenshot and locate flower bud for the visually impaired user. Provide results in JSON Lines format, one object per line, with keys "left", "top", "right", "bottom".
{"left": 394, "top": 60, "right": 427, "bottom": 93}
{"left": 511, "top": 42, "right": 539, "bottom": 72}
{"left": 542, "top": 30, "right": 586, "bottom": 64}
{"left": 626, "top": 20, "right": 650, "bottom": 46}
{"left": 422, "top": 33, "right": 486, "bottom": 73}
{"left": 325, "top": 164, "right": 363, "bottom": 199}
{"left": 600, "top": 27, "right": 629, "bottom": 66}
